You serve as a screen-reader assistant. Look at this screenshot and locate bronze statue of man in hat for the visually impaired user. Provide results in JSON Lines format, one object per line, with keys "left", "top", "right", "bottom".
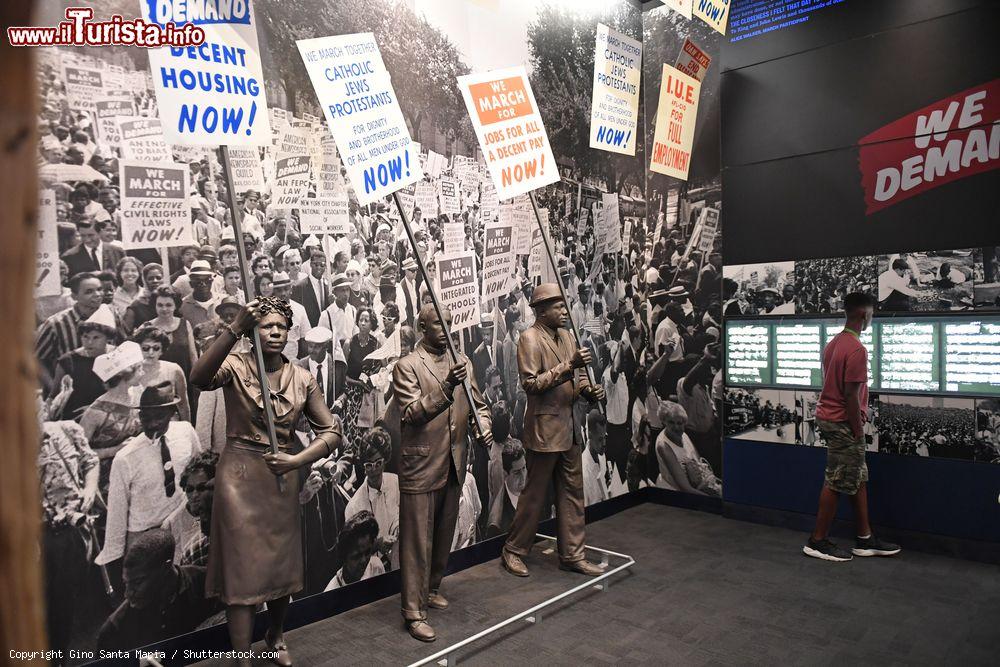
{"left": 501, "top": 283, "right": 606, "bottom": 578}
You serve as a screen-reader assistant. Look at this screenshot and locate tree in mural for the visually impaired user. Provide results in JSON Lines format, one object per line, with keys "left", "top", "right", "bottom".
{"left": 526, "top": 4, "right": 644, "bottom": 194}
{"left": 256, "top": 0, "right": 473, "bottom": 148}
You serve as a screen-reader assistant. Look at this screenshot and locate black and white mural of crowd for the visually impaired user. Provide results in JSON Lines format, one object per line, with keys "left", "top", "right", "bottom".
{"left": 31, "top": 0, "right": 732, "bottom": 659}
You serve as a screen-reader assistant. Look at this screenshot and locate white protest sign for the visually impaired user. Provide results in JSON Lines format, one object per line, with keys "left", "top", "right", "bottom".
{"left": 118, "top": 117, "right": 173, "bottom": 163}
{"left": 481, "top": 217, "right": 514, "bottom": 303}
{"left": 426, "top": 150, "right": 447, "bottom": 178}
{"left": 528, "top": 227, "right": 543, "bottom": 279}
{"left": 590, "top": 24, "right": 642, "bottom": 156}
{"left": 271, "top": 154, "right": 312, "bottom": 209}
{"left": 513, "top": 198, "right": 533, "bottom": 256}
{"left": 693, "top": 0, "right": 730, "bottom": 35}
{"left": 62, "top": 64, "right": 103, "bottom": 113}
{"left": 602, "top": 192, "right": 622, "bottom": 253}
{"left": 480, "top": 181, "right": 500, "bottom": 222}
{"left": 650, "top": 65, "right": 701, "bottom": 181}
{"left": 103, "top": 64, "right": 126, "bottom": 91}
{"left": 226, "top": 146, "right": 266, "bottom": 194}
{"left": 36, "top": 190, "right": 61, "bottom": 298}
{"left": 443, "top": 221, "right": 465, "bottom": 254}
{"left": 395, "top": 185, "right": 416, "bottom": 221}
{"left": 457, "top": 66, "right": 559, "bottom": 200}
{"left": 439, "top": 177, "right": 461, "bottom": 214}
{"left": 436, "top": 251, "right": 480, "bottom": 332}
{"left": 94, "top": 98, "right": 137, "bottom": 149}
{"left": 654, "top": 0, "right": 692, "bottom": 19}
{"left": 697, "top": 207, "right": 720, "bottom": 252}
{"left": 276, "top": 125, "right": 309, "bottom": 156}
{"left": 141, "top": 0, "right": 272, "bottom": 146}
{"left": 675, "top": 37, "right": 712, "bottom": 82}
{"left": 296, "top": 33, "right": 422, "bottom": 205}
{"left": 414, "top": 181, "right": 438, "bottom": 217}
{"left": 120, "top": 160, "right": 193, "bottom": 249}
{"left": 316, "top": 139, "right": 343, "bottom": 197}
{"left": 299, "top": 194, "right": 349, "bottom": 235}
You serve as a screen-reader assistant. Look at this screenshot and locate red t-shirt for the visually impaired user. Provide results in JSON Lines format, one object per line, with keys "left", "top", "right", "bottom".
{"left": 815, "top": 330, "right": 868, "bottom": 423}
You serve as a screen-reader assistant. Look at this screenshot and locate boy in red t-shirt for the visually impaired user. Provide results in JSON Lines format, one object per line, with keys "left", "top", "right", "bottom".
{"left": 805, "top": 293, "right": 901, "bottom": 562}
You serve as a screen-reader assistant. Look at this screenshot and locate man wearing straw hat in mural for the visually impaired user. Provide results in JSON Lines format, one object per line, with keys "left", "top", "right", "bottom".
{"left": 96, "top": 379, "right": 200, "bottom": 568}
{"left": 501, "top": 283, "right": 606, "bottom": 579}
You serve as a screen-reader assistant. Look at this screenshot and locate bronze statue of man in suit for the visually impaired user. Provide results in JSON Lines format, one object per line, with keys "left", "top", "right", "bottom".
{"left": 392, "top": 304, "right": 493, "bottom": 642}
{"left": 501, "top": 283, "right": 606, "bottom": 578}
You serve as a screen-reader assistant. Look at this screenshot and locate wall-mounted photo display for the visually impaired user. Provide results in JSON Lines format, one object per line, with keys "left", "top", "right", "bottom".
{"left": 874, "top": 395, "right": 980, "bottom": 462}
{"left": 876, "top": 249, "right": 975, "bottom": 312}
{"left": 721, "top": 260, "right": 796, "bottom": 315}
{"left": 973, "top": 246, "right": 999, "bottom": 309}
{"left": 724, "top": 387, "right": 823, "bottom": 447}
{"left": 975, "top": 399, "right": 1000, "bottom": 464}
{"left": 794, "top": 255, "right": 877, "bottom": 315}
{"left": 727, "top": 389, "right": 995, "bottom": 465}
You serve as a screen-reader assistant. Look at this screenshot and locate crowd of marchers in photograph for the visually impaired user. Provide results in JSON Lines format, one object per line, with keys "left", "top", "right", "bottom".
{"left": 33, "top": 47, "right": 725, "bottom": 658}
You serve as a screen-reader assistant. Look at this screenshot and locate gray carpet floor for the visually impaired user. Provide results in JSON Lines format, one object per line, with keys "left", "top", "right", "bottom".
{"left": 214, "top": 504, "right": 1000, "bottom": 666}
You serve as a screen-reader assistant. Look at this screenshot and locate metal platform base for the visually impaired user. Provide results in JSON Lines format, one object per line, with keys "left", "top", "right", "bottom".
{"left": 408, "top": 534, "right": 636, "bottom": 667}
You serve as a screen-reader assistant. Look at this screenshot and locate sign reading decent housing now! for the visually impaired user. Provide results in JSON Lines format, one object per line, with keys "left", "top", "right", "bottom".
{"left": 141, "top": 0, "right": 272, "bottom": 146}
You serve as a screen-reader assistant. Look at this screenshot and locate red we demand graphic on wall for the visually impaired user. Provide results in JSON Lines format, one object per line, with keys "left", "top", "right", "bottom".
{"left": 858, "top": 79, "right": 999, "bottom": 215}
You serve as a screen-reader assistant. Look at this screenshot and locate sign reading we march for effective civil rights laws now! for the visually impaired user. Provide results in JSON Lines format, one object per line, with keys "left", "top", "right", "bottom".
{"left": 458, "top": 66, "right": 559, "bottom": 200}
{"left": 590, "top": 23, "right": 642, "bottom": 156}
{"left": 296, "top": 33, "right": 423, "bottom": 206}
{"left": 120, "top": 160, "right": 194, "bottom": 250}
{"left": 140, "top": 0, "right": 272, "bottom": 146}
{"left": 650, "top": 64, "right": 701, "bottom": 181}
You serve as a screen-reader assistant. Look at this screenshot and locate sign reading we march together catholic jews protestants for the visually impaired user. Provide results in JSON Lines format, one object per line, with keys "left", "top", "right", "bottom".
{"left": 297, "top": 32, "right": 423, "bottom": 205}
{"left": 590, "top": 23, "right": 642, "bottom": 156}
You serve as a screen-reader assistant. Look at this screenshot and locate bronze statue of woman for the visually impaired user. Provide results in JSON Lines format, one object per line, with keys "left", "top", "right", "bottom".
{"left": 191, "top": 296, "right": 346, "bottom": 667}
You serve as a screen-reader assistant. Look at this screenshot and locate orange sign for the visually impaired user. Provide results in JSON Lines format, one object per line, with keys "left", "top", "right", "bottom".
{"left": 468, "top": 76, "right": 533, "bottom": 126}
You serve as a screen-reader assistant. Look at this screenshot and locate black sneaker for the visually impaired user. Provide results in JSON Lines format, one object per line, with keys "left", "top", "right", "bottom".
{"left": 852, "top": 535, "right": 901, "bottom": 557}
{"left": 803, "top": 537, "right": 853, "bottom": 562}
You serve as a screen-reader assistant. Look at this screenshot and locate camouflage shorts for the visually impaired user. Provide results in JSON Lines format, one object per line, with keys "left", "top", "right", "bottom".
{"left": 817, "top": 419, "right": 868, "bottom": 495}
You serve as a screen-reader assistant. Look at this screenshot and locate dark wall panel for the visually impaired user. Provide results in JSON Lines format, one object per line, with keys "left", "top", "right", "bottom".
{"left": 723, "top": 0, "right": 988, "bottom": 71}
{"left": 723, "top": 439, "right": 1000, "bottom": 543}
{"left": 723, "top": 138, "right": 1000, "bottom": 265}
{"left": 722, "top": 5, "right": 999, "bottom": 167}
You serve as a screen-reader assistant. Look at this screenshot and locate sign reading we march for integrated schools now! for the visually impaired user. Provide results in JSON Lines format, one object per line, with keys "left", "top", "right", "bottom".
{"left": 590, "top": 24, "right": 642, "bottom": 156}
{"left": 120, "top": 161, "right": 193, "bottom": 250}
{"left": 436, "top": 251, "right": 480, "bottom": 333}
{"left": 458, "top": 66, "right": 559, "bottom": 200}
{"left": 296, "top": 33, "right": 423, "bottom": 206}
{"left": 650, "top": 64, "right": 701, "bottom": 181}
{"left": 141, "top": 0, "right": 272, "bottom": 146}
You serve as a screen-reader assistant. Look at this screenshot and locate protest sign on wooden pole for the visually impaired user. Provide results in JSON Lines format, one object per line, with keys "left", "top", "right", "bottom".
{"left": 527, "top": 190, "right": 604, "bottom": 416}
{"left": 138, "top": 0, "right": 283, "bottom": 491}
{"left": 221, "top": 146, "right": 284, "bottom": 491}
{"left": 392, "top": 192, "right": 487, "bottom": 441}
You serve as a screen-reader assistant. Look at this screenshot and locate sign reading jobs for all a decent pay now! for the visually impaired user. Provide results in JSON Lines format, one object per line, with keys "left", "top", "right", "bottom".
{"left": 458, "top": 66, "right": 560, "bottom": 200}
{"left": 590, "top": 23, "right": 642, "bottom": 156}
{"left": 120, "top": 161, "right": 194, "bottom": 250}
{"left": 141, "top": 0, "right": 272, "bottom": 146}
{"left": 650, "top": 64, "right": 701, "bottom": 181}
{"left": 296, "top": 32, "right": 423, "bottom": 206}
